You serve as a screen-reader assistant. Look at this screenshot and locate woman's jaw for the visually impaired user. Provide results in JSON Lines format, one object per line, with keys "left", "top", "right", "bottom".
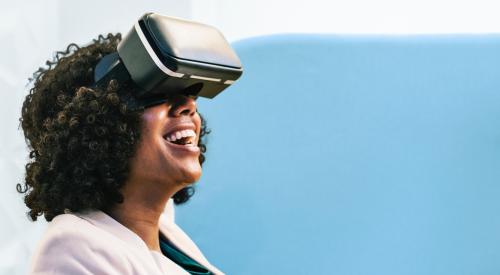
{"left": 127, "top": 95, "right": 203, "bottom": 196}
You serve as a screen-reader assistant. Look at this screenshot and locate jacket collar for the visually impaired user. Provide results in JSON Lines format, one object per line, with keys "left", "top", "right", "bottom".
{"left": 75, "top": 199, "right": 224, "bottom": 275}
{"left": 159, "top": 207, "right": 224, "bottom": 275}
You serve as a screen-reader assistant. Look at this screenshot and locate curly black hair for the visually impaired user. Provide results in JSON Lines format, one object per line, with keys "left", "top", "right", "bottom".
{"left": 17, "top": 33, "right": 209, "bottom": 222}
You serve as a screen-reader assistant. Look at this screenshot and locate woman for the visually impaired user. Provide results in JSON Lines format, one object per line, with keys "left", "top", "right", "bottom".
{"left": 18, "top": 33, "right": 223, "bottom": 274}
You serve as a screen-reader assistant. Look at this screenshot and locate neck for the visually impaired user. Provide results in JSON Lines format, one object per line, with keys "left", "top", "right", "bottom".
{"left": 104, "top": 177, "right": 182, "bottom": 252}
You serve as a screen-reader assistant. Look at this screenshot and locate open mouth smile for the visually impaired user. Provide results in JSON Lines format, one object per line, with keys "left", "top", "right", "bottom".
{"left": 165, "top": 129, "right": 197, "bottom": 146}
{"left": 163, "top": 128, "right": 200, "bottom": 153}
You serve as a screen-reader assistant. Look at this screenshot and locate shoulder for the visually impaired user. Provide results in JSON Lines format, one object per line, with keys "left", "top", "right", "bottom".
{"left": 34, "top": 213, "right": 122, "bottom": 252}
{"left": 29, "top": 213, "right": 130, "bottom": 275}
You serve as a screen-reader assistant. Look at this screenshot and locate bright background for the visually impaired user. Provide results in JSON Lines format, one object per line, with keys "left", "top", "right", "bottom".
{"left": 2, "top": 0, "right": 500, "bottom": 274}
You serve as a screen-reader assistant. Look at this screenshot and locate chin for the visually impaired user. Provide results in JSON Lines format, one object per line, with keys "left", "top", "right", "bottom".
{"left": 186, "top": 171, "right": 202, "bottom": 184}
{"left": 178, "top": 164, "right": 202, "bottom": 184}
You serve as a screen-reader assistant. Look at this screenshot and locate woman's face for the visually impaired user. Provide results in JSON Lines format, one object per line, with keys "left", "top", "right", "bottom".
{"left": 128, "top": 94, "right": 202, "bottom": 191}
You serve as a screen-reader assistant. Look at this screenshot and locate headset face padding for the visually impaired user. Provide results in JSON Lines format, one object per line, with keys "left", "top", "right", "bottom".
{"left": 94, "top": 12, "right": 243, "bottom": 106}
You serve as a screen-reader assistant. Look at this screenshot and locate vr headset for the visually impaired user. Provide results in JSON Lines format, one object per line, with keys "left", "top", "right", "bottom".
{"left": 94, "top": 12, "right": 243, "bottom": 107}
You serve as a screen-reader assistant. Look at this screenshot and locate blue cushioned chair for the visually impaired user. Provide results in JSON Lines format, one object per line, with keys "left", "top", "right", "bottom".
{"left": 177, "top": 34, "right": 500, "bottom": 275}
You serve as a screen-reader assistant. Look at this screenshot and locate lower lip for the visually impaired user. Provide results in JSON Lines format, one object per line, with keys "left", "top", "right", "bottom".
{"left": 164, "top": 140, "right": 200, "bottom": 154}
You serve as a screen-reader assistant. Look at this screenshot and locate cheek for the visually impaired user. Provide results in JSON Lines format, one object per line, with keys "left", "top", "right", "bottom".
{"left": 131, "top": 133, "right": 156, "bottom": 168}
{"left": 129, "top": 133, "right": 169, "bottom": 181}
{"left": 132, "top": 120, "right": 164, "bottom": 166}
{"left": 195, "top": 113, "right": 202, "bottom": 141}
{"left": 138, "top": 109, "right": 166, "bottom": 156}
{"left": 142, "top": 108, "right": 166, "bottom": 131}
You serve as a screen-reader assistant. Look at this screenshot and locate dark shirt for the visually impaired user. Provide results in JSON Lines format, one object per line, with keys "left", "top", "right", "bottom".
{"left": 159, "top": 233, "right": 214, "bottom": 275}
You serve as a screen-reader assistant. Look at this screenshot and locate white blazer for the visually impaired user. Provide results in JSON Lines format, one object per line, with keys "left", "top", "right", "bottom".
{"left": 29, "top": 199, "right": 224, "bottom": 275}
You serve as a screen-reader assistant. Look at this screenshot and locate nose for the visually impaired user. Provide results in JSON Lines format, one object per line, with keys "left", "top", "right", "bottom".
{"left": 169, "top": 94, "right": 197, "bottom": 117}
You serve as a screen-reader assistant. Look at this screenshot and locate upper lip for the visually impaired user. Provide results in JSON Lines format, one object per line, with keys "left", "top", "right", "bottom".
{"left": 163, "top": 122, "right": 198, "bottom": 139}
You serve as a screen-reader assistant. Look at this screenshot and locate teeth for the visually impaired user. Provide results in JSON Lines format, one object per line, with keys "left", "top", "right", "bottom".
{"left": 165, "top": 129, "right": 197, "bottom": 143}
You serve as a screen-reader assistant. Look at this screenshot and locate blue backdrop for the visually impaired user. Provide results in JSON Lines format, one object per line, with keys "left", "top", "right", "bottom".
{"left": 177, "top": 34, "right": 500, "bottom": 275}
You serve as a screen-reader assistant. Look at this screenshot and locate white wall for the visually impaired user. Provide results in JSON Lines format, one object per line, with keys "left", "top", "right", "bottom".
{"left": 191, "top": 0, "right": 500, "bottom": 41}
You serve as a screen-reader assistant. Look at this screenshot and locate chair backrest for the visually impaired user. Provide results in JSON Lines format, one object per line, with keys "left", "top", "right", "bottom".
{"left": 177, "top": 34, "right": 500, "bottom": 275}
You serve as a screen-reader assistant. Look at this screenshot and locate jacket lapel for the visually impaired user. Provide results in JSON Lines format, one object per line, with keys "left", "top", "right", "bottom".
{"left": 76, "top": 199, "right": 224, "bottom": 275}
{"left": 75, "top": 210, "right": 166, "bottom": 274}
{"left": 160, "top": 200, "right": 225, "bottom": 275}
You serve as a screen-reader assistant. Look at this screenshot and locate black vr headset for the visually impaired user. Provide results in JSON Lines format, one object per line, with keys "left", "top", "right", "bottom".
{"left": 94, "top": 12, "right": 243, "bottom": 107}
